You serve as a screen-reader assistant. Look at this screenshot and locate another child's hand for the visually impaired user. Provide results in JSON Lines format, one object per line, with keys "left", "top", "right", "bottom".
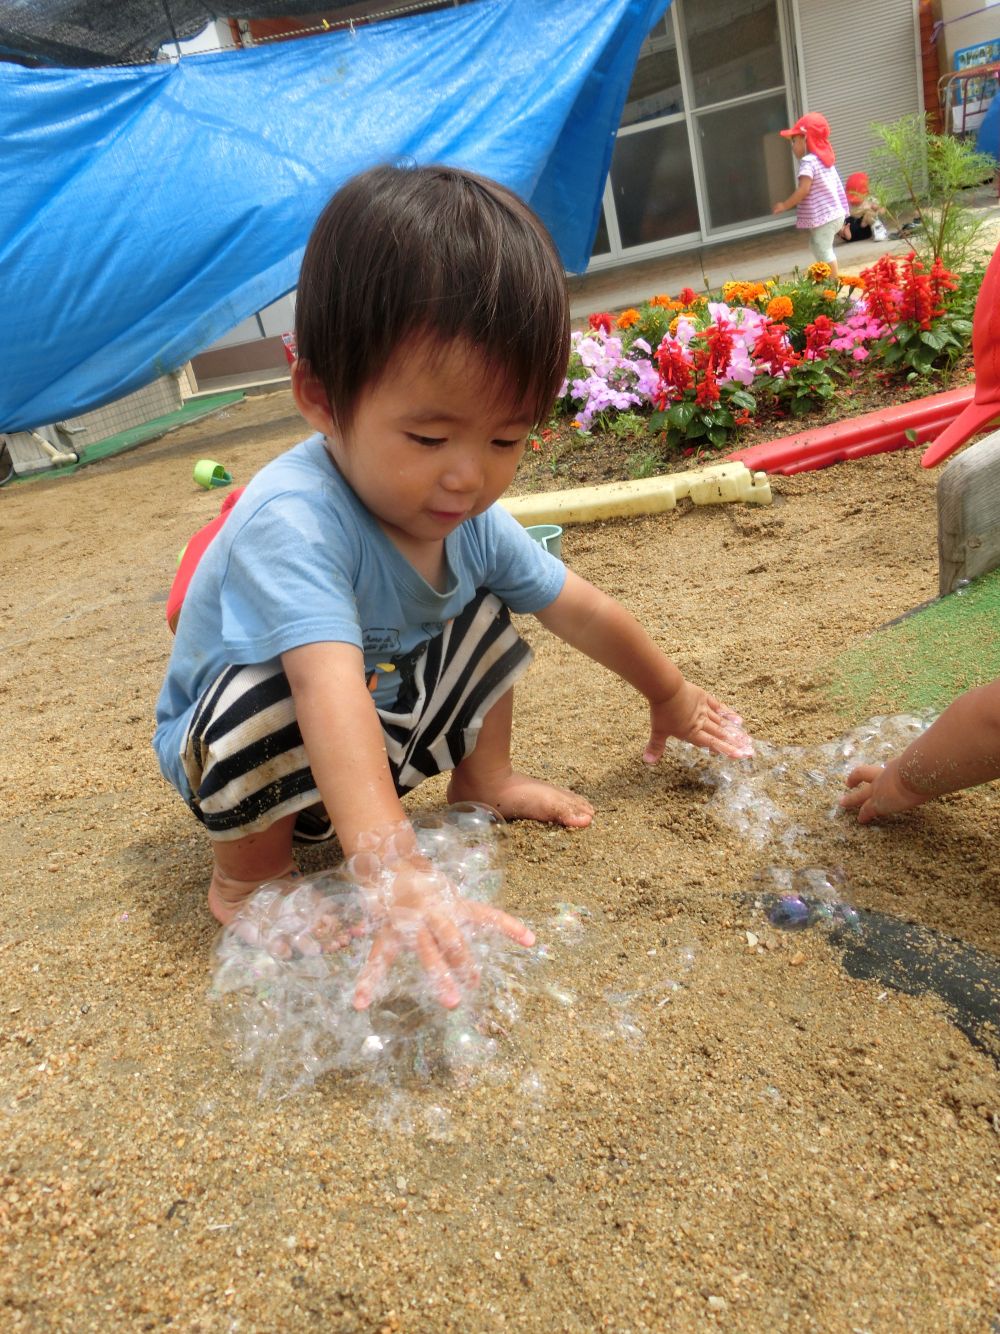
{"left": 352, "top": 859, "right": 535, "bottom": 1011}
{"left": 839, "top": 761, "right": 930, "bottom": 823}
{"left": 772, "top": 200, "right": 787, "bottom": 214}
{"left": 644, "top": 680, "right": 753, "bottom": 762}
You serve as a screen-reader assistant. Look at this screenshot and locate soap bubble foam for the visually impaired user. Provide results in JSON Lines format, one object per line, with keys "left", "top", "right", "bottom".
{"left": 210, "top": 803, "right": 543, "bottom": 1098}
{"left": 671, "top": 713, "right": 933, "bottom": 936}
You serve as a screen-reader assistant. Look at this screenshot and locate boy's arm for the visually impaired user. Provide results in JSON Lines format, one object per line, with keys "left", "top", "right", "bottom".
{"left": 534, "top": 570, "right": 751, "bottom": 760}
{"left": 841, "top": 679, "right": 1000, "bottom": 822}
{"left": 773, "top": 174, "right": 812, "bottom": 214}
{"left": 282, "top": 640, "right": 407, "bottom": 854}
{"left": 282, "top": 641, "right": 533, "bottom": 1007}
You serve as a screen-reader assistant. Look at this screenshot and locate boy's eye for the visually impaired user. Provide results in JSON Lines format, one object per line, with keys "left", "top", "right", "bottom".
{"left": 407, "top": 432, "right": 445, "bottom": 446}
{"left": 493, "top": 437, "right": 524, "bottom": 449}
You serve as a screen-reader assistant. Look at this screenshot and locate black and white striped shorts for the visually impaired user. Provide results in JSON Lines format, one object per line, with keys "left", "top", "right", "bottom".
{"left": 179, "top": 590, "right": 533, "bottom": 841}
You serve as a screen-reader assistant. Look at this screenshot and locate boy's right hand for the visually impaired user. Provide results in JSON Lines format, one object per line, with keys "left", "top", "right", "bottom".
{"left": 644, "top": 680, "right": 753, "bottom": 762}
{"left": 840, "top": 760, "right": 930, "bottom": 823}
{"left": 352, "top": 859, "right": 535, "bottom": 1011}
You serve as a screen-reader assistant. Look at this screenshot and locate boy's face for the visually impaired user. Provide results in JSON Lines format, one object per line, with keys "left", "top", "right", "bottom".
{"left": 790, "top": 134, "right": 807, "bottom": 160}
{"left": 293, "top": 339, "right": 534, "bottom": 554}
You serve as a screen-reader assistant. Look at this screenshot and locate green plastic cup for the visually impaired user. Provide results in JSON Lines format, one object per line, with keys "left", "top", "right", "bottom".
{"left": 193, "top": 459, "right": 233, "bottom": 489}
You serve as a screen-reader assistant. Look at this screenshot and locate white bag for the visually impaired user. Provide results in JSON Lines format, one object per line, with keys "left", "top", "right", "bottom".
{"left": 872, "top": 219, "right": 888, "bottom": 241}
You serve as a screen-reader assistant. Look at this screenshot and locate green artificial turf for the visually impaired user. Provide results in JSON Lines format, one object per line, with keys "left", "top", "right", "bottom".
{"left": 9, "top": 391, "right": 244, "bottom": 482}
{"left": 828, "top": 568, "right": 1000, "bottom": 717}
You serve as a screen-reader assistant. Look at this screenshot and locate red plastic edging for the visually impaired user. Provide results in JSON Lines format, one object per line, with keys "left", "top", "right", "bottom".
{"left": 726, "top": 384, "right": 975, "bottom": 475}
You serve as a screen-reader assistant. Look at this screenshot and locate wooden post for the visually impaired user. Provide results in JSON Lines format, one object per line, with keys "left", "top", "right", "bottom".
{"left": 937, "top": 429, "right": 1000, "bottom": 593}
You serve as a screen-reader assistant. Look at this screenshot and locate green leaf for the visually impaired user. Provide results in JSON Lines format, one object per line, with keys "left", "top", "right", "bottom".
{"left": 666, "top": 401, "right": 697, "bottom": 429}
{"left": 729, "top": 389, "right": 757, "bottom": 411}
{"left": 648, "top": 410, "right": 670, "bottom": 431}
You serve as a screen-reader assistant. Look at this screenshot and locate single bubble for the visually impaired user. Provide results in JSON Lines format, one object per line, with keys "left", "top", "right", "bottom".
{"left": 422, "top": 1103, "right": 453, "bottom": 1141}
{"left": 807, "top": 901, "right": 836, "bottom": 927}
{"left": 833, "top": 904, "right": 861, "bottom": 932}
{"left": 767, "top": 895, "right": 811, "bottom": 931}
{"left": 614, "top": 1015, "right": 645, "bottom": 1044}
{"left": 518, "top": 1069, "right": 546, "bottom": 1106}
{"left": 793, "top": 866, "right": 846, "bottom": 902}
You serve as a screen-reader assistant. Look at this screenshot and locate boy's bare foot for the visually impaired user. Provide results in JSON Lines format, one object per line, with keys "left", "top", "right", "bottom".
{"left": 447, "top": 770, "right": 593, "bottom": 828}
{"left": 207, "top": 863, "right": 299, "bottom": 926}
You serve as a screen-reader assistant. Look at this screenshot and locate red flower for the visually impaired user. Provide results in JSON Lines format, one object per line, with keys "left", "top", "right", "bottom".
{"left": 803, "top": 313, "right": 835, "bottom": 359}
{"left": 860, "top": 255, "right": 900, "bottom": 325}
{"left": 701, "top": 318, "right": 734, "bottom": 376}
{"left": 654, "top": 337, "right": 694, "bottom": 402}
{"left": 928, "top": 257, "right": 959, "bottom": 308}
{"left": 588, "top": 311, "right": 613, "bottom": 334}
{"left": 752, "top": 320, "right": 798, "bottom": 376}
{"left": 679, "top": 286, "right": 698, "bottom": 306}
{"left": 895, "top": 253, "right": 937, "bottom": 330}
{"left": 691, "top": 347, "right": 720, "bottom": 406}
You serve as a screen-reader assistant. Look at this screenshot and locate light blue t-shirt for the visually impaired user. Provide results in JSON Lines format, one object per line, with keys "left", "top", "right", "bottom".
{"left": 153, "top": 434, "right": 566, "bottom": 797}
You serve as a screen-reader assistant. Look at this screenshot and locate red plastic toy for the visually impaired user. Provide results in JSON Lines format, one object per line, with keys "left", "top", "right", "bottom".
{"left": 921, "top": 240, "right": 1000, "bottom": 467}
{"left": 166, "top": 486, "right": 246, "bottom": 633}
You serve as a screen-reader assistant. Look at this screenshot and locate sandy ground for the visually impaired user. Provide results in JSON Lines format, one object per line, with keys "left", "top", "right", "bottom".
{"left": 2, "top": 392, "right": 998, "bottom": 1332}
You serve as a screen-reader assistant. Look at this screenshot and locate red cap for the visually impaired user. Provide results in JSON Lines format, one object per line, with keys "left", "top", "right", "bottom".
{"left": 781, "top": 112, "right": 835, "bottom": 167}
{"left": 845, "top": 171, "right": 869, "bottom": 204}
{"left": 922, "top": 240, "right": 1000, "bottom": 467}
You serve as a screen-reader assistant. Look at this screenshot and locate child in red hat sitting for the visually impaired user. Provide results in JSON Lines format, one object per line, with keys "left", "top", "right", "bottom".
{"left": 772, "top": 112, "right": 850, "bottom": 281}
{"left": 839, "top": 171, "right": 887, "bottom": 243}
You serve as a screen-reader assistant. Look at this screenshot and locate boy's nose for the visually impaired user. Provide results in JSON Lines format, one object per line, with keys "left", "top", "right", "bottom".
{"left": 441, "top": 452, "right": 484, "bottom": 493}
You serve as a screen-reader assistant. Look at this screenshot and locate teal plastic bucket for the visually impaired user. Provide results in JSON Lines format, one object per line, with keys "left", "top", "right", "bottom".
{"left": 525, "top": 523, "right": 563, "bottom": 558}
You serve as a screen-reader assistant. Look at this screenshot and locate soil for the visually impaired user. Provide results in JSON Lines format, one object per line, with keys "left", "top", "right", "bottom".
{"left": 2, "top": 386, "right": 998, "bottom": 1332}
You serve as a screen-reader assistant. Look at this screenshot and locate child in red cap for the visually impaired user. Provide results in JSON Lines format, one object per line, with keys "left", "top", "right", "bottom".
{"left": 839, "top": 171, "right": 887, "bottom": 243}
{"left": 772, "top": 112, "right": 849, "bottom": 281}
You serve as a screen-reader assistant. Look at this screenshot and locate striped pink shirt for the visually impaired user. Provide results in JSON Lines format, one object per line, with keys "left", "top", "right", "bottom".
{"left": 795, "top": 154, "right": 849, "bottom": 229}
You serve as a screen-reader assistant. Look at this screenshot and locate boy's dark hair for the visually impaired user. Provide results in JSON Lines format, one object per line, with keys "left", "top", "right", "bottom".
{"left": 295, "top": 163, "right": 570, "bottom": 432}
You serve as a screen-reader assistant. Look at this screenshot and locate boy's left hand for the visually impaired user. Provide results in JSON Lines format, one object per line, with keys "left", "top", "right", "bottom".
{"left": 643, "top": 680, "right": 753, "bottom": 762}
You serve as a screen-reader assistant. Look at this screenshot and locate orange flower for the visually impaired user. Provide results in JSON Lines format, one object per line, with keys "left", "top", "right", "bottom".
{"left": 649, "top": 294, "right": 674, "bottom": 308}
{"left": 722, "top": 279, "right": 769, "bottom": 306}
{"left": 822, "top": 288, "right": 838, "bottom": 301}
{"left": 616, "top": 308, "right": 641, "bottom": 330}
{"left": 807, "top": 261, "right": 833, "bottom": 283}
{"left": 668, "top": 315, "right": 682, "bottom": 336}
{"left": 839, "top": 273, "right": 865, "bottom": 290}
{"left": 766, "top": 295, "right": 794, "bottom": 320}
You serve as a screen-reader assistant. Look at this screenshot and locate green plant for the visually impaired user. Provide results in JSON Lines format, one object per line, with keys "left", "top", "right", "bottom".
{"left": 606, "top": 409, "right": 648, "bottom": 440}
{"left": 648, "top": 383, "right": 756, "bottom": 451}
{"left": 627, "top": 448, "right": 665, "bottom": 479}
{"left": 870, "top": 113, "right": 996, "bottom": 269}
{"left": 768, "top": 357, "right": 841, "bottom": 417}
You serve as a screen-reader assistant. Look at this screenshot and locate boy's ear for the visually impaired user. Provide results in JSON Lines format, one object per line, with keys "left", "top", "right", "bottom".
{"left": 291, "top": 360, "right": 337, "bottom": 436}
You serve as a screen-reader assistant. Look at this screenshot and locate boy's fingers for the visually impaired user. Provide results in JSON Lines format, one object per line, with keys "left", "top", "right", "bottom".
{"left": 845, "top": 763, "right": 882, "bottom": 789}
{"left": 463, "top": 901, "right": 536, "bottom": 947}
{"left": 414, "top": 928, "right": 461, "bottom": 1009}
{"left": 426, "top": 907, "right": 472, "bottom": 977}
{"left": 353, "top": 927, "right": 400, "bottom": 1010}
{"left": 643, "top": 733, "right": 667, "bottom": 764}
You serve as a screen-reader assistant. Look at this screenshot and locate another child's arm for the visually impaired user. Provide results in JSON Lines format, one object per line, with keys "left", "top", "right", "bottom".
{"left": 773, "top": 175, "right": 812, "bottom": 215}
{"left": 282, "top": 641, "right": 534, "bottom": 1007}
{"left": 840, "top": 679, "right": 1000, "bottom": 823}
{"left": 534, "top": 570, "right": 751, "bottom": 760}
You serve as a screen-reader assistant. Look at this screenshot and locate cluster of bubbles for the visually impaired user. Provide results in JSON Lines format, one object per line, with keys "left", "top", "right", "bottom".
{"left": 671, "top": 712, "right": 933, "bottom": 934}
{"left": 210, "top": 802, "right": 544, "bottom": 1098}
{"left": 672, "top": 712, "right": 931, "bottom": 851}
{"left": 754, "top": 864, "right": 861, "bottom": 935}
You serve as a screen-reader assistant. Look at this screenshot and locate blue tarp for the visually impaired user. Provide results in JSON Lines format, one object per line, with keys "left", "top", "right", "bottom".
{"left": 1, "top": 0, "right": 670, "bottom": 431}
{"left": 977, "top": 88, "right": 1000, "bottom": 162}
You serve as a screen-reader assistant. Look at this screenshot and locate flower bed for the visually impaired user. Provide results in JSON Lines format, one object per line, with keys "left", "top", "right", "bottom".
{"left": 553, "top": 256, "right": 978, "bottom": 463}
